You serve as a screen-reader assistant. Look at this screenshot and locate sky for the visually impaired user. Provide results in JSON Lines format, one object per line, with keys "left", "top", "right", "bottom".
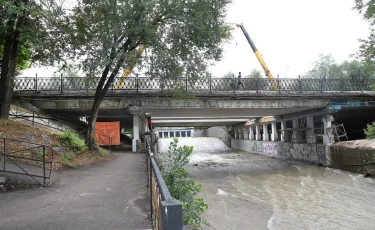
{"left": 21, "top": 0, "right": 371, "bottom": 78}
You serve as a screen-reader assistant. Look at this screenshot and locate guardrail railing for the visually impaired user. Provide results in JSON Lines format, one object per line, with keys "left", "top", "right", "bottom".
{"left": 13, "top": 75, "right": 375, "bottom": 93}
{"left": 145, "top": 137, "right": 183, "bottom": 230}
{"left": 0, "top": 137, "right": 54, "bottom": 185}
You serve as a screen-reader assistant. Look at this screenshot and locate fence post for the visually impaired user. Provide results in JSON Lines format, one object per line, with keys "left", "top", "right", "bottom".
{"left": 35, "top": 73, "right": 38, "bottom": 92}
{"left": 136, "top": 74, "right": 139, "bottom": 94}
{"left": 43, "top": 145, "right": 46, "bottom": 185}
{"left": 299, "top": 75, "right": 302, "bottom": 93}
{"left": 161, "top": 201, "right": 184, "bottom": 230}
{"left": 277, "top": 75, "right": 280, "bottom": 94}
{"left": 3, "top": 138, "right": 6, "bottom": 171}
{"left": 209, "top": 74, "right": 212, "bottom": 94}
{"left": 60, "top": 73, "right": 64, "bottom": 93}
{"left": 340, "top": 75, "right": 344, "bottom": 92}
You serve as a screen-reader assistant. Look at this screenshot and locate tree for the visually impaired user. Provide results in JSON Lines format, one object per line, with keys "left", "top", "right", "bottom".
{"left": 60, "top": 0, "right": 232, "bottom": 149}
{"left": 304, "top": 54, "right": 375, "bottom": 79}
{"left": 355, "top": 0, "right": 375, "bottom": 62}
{"left": 0, "top": 0, "right": 65, "bottom": 118}
{"left": 244, "top": 68, "right": 262, "bottom": 78}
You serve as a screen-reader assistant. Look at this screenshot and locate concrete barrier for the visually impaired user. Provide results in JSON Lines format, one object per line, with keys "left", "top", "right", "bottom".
{"left": 231, "top": 139, "right": 327, "bottom": 166}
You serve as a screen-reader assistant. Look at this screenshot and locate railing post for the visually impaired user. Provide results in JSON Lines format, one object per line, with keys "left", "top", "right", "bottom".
{"left": 43, "top": 145, "right": 46, "bottom": 185}
{"left": 209, "top": 74, "right": 212, "bottom": 94}
{"left": 256, "top": 75, "right": 259, "bottom": 94}
{"left": 340, "top": 75, "right": 344, "bottom": 92}
{"left": 233, "top": 75, "right": 236, "bottom": 94}
{"left": 277, "top": 75, "right": 280, "bottom": 94}
{"left": 320, "top": 77, "right": 323, "bottom": 92}
{"left": 360, "top": 72, "right": 364, "bottom": 92}
{"left": 299, "top": 75, "right": 302, "bottom": 93}
{"left": 136, "top": 74, "right": 139, "bottom": 94}
{"left": 35, "top": 73, "right": 38, "bottom": 92}
{"left": 60, "top": 73, "right": 64, "bottom": 93}
{"left": 161, "top": 200, "right": 183, "bottom": 230}
{"left": 185, "top": 76, "right": 188, "bottom": 92}
{"left": 3, "top": 138, "right": 6, "bottom": 171}
{"left": 149, "top": 157, "right": 153, "bottom": 221}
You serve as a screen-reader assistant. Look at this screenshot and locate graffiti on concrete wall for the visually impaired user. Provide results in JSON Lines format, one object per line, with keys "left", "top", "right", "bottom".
{"left": 236, "top": 140, "right": 327, "bottom": 165}
{"left": 250, "top": 141, "right": 263, "bottom": 153}
{"left": 263, "top": 142, "right": 278, "bottom": 157}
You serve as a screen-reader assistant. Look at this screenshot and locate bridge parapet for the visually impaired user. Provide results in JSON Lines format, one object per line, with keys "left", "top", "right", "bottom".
{"left": 13, "top": 76, "right": 375, "bottom": 95}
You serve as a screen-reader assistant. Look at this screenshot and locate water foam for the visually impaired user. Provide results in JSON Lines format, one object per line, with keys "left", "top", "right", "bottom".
{"left": 158, "top": 137, "right": 231, "bottom": 154}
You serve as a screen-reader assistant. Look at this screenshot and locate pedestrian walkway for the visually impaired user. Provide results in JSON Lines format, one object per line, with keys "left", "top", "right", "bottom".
{"left": 0, "top": 152, "right": 151, "bottom": 230}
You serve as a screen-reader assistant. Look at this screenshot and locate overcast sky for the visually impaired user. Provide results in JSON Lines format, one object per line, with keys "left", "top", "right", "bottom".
{"left": 208, "top": 0, "right": 371, "bottom": 78}
{"left": 22, "top": 0, "right": 370, "bottom": 78}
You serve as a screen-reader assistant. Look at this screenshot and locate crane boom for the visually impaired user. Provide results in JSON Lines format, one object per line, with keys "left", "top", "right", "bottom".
{"left": 236, "top": 23, "right": 278, "bottom": 89}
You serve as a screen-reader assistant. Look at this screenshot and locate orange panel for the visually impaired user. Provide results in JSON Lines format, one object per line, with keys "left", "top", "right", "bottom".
{"left": 94, "top": 121, "right": 120, "bottom": 146}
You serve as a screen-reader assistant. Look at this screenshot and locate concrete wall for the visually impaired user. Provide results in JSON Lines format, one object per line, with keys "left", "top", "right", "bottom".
{"left": 194, "top": 127, "right": 231, "bottom": 146}
{"left": 231, "top": 139, "right": 327, "bottom": 165}
{"left": 327, "top": 145, "right": 375, "bottom": 175}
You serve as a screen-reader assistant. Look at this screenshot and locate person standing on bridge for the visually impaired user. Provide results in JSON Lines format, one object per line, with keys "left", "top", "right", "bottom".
{"left": 237, "top": 72, "right": 244, "bottom": 90}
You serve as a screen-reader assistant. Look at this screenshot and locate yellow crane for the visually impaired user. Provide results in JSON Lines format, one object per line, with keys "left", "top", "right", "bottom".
{"left": 236, "top": 23, "right": 278, "bottom": 90}
{"left": 115, "top": 44, "right": 145, "bottom": 89}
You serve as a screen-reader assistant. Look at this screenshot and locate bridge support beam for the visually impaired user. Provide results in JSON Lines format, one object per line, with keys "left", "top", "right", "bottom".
{"left": 306, "top": 116, "right": 316, "bottom": 143}
{"left": 132, "top": 115, "right": 140, "bottom": 152}
{"left": 256, "top": 125, "right": 261, "bottom": 141}
{"left": 271, "top": 122, "right": 278, "bottom": 141}
{"left": 249, "top": 127, "right": 254, "bottom": 140}
{"left": 263, "top": 124, "right": 269, "bottom": 141}
{"left": 280, "top": 121, "right": 286, "bottom": 142}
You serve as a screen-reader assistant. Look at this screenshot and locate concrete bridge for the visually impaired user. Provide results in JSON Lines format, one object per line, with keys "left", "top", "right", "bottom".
{"left": 12, "top": 76, "right": 375, "bottom": 151}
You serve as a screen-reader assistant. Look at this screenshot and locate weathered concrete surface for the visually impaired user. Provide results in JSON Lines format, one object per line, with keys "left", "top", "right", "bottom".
{"left": 231, "top": 139, "right": 327, "bottom": 165}
{"left": 194, "top": 127, "right": 232, "bottom": 146}
{"left": 327, "top": 140, "right": 375, "bottom": 175}
{"left": 0, "top": 152, "right": 151, "bottom": 230}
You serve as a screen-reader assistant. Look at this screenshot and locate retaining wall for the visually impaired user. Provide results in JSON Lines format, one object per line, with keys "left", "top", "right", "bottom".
{"left": 194, "top": 127, "right": 231, "bottom": 146}
{"left": 231, "top": 139, "right": 327, "bottom": 165}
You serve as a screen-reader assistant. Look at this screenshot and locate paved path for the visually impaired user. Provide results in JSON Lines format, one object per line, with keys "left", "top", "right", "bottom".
{"left": 0, "top": 152, "right": 151, "bottom": 230}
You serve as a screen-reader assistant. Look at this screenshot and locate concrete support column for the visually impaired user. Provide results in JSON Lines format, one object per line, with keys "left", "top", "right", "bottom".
{"left": 256, "top": 126, "right": 261, "bottom": 141}
{"left": 132, "top": 115, "right": 140, "bottom": 152}
{"left": 263, "top": 124, "right": 269, "bottom": 141}
{"left": 306, "top": 116, "right": 315, "bottom": 143}
{"left": 243, "top": 128, "right": 249, "bottom": 140}
{"left": 238, "top": 128, "right": 243, "bottom": 140}
{"left": 323, "top": 114, "right": 334, "bottom": 144}
{"left": 271, "top": 122, "right": 278, "bottom": 141}
{"left": 280, "top": 121, "right": 286, "bottom": 142}
{"left": 249, "top": 127, "right": 254, "bottom": 140}
{"left": 292, "top": 119, "right": 301, "bottom": 142}
{"left": 234, "top": 129, "right": 238, "bottom": 139}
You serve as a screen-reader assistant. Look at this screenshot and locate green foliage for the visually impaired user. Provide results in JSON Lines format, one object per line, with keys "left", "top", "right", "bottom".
{"left": 245, "top": 69, "right": 262, "bottom": 78}
{"left": 364, "top": 122, "right": 375, "bottom": 139}
{"left": 169, "top": 87, "right": 195, "bottom": 100}
{"left": 162, "top": 138, "right": 208, "bottom": 229}
{"left": 304, "top": 54, "right": 375, "bottom": 79}
{"left": 59, "top": 130, "right": 87, "bottom": 153}
{"left": 35, "top": 150, "right": 43, "bottom": 160}
{"left": 60, "top": 153, "right": 76, "bottom": 168}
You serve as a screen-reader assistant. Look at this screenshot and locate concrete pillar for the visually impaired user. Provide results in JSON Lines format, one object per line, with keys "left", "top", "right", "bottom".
{"left": 238, "top": 128, "right": 243, "bottom": 140}
{"left": 249, "top": 127, "right": 254, "bottom": 140}
{"left": 280, "top": 121, "right": 286, "bottom": 142}
{"left": 132, "top": 115, "right": 140, "bottom": 152}
{"left": 256, "top": 126, "right": 261, "bottom": 141}
{"left": 306, "top": 116, "right": 315, "bottom": 143}
{"left": 234, "top": 128, "right": 238, "bottom": 139}
{"left": 271, "top": 122, "right": 278, "bottom": 141}
{"left": 323, "top": 114, "right": 334, "bottom": 144}
{"left": 243, "top": 128, "right": 249, "bottom": 140}
{"left": 263, "top": 124, "right": 269, "bottom": 141}
{"left": 292, "top": 119, "right": 301, "bottom": 142}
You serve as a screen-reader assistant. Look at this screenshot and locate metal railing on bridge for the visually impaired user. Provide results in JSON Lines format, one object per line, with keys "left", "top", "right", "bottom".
{"left": 13, "top": 75, "right": 375, "bottom": 93}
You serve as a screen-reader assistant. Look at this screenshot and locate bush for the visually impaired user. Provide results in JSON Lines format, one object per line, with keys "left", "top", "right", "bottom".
{"left": 161, "top": 138, "right": 208, "bottom": 229}
{"left": 60, "top": 153, "right": 76, "bottom": 168}
{"left": 59, "top": 130, "right": 87, "bottom": 153}
{"left": 364, "top": 122, "right": 375, "bottom": 139}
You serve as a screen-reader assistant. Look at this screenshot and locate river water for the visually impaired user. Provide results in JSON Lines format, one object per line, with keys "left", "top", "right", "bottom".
{"left": 159, "top": 138, "right": 375, "bottom": 230}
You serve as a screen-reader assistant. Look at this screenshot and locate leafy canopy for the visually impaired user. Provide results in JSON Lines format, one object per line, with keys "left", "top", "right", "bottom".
{"left": 60, "top": 0, "right": 232, "bottom": 81}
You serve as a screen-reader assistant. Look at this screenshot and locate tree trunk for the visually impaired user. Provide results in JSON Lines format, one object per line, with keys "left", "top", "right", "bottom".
{"left": 86, "top": 54, "right": 127, "bottom": 150}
